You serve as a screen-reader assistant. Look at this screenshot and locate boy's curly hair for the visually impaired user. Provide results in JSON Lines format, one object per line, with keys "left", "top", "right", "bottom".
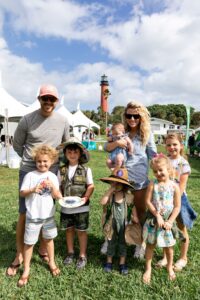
{"left": 32, "top": 144, "right": 58, "bottom": 162}
{"left": 123, "top": 101, "right": 151, "bottom": 146}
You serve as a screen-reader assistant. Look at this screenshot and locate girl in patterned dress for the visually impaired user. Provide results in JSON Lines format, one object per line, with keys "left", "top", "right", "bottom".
{"left": 156, "top": 133, "right": 197, "bottom": 271}
{"left": 142, "top": 154, "right": 181, "bottom": 284}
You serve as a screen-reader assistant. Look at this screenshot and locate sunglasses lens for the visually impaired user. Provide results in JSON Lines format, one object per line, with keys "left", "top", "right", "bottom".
{"left": 125, "top": 114, "right": 140, "bottom": 119}
{"left": 41, "top": 96, "right": 57, "bottom": 103}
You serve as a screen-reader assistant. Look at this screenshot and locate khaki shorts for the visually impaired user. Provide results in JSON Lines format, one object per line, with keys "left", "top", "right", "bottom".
{"left": 24, "top": 216, "right": 57, "bottom": 245}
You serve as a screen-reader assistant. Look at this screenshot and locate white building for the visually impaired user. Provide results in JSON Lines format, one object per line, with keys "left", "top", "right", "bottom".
{"left": 150, "top": 118, "right": 178, "bottom": 135}
{"left": 150, "top": 117, "right": 193, "bottom": 143}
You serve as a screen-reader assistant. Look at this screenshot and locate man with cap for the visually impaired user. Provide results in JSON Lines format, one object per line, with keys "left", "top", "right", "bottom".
{"left": 6, "top": 84, "right": 69, "bottom": 276}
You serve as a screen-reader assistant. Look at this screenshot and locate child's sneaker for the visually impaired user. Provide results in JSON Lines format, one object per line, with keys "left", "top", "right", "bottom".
{"left": 119, "top": 264, "right": 128, "bottom": 275}
{"left": 100, "top": 240, "right": 108, "bottom": 255}
{"left": 103, "top": 262, "right": 112, "bottom": 273}
{"left": 63, "top": 253, "right": 74, "bottom": 265}
{"left": 76, "top": 256, "right": 87, "bottom": 269}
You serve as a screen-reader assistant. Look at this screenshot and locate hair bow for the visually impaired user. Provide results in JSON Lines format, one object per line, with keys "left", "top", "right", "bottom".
{"left": 153, "top": 153, "right": 165, "bottom": 159}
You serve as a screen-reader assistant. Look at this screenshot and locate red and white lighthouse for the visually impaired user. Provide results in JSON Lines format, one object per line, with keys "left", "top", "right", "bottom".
{"left": 100, "top": 74, "right": 110, "bottom": 113}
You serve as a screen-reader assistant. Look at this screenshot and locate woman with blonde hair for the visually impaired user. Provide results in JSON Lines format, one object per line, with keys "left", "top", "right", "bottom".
{"left": 104, "top": 101, "right": 157, "bottom": 258}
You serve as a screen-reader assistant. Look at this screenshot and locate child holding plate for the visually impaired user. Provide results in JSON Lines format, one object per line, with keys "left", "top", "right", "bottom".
{"left": 59, "top": 137, "right": 94, "bottom": 269}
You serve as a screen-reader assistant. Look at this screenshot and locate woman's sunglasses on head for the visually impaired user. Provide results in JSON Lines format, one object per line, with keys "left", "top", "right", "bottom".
{"left": 125, "top": 114, "right": 140, "bottom": 120}
{"left": 40, "top": 96, "right": 57, "bottom": 103}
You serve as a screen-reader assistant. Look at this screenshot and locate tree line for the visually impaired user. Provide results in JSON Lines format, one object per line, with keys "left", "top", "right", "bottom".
{"left": 78, "top": 104, "right": 200, "bottom": 134}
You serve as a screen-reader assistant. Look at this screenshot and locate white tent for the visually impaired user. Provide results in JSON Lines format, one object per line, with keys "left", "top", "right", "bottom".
{"left": 72, "top": 109, "right": 100, "bottom": 130}
{"left": 56, "top": 105, "right": 74, "bottom": 126}
{"left": 0, "top": 86, "right": 27, "bottom": 120}
{"left": 72, "top": 109, "right": 100, "bottom": 141}
{"left": 0, "top": 80, "right": 26, "bottom": 166}
{"left": 25, "top": 98, "right": 74, "bottom": 126}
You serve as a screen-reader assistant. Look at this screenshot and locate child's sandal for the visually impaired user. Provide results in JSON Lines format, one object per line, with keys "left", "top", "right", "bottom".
{"left": 39, "top": 252, "right": 49, "bottom": 263}
{"left": 6, "top": 263, "right": 21, "bottom": 277}
{"left": 174, "top": 259, "right": 187, "bottom": 272}
{"left": 155, "top": 259, "right": 167, "bottom": 268}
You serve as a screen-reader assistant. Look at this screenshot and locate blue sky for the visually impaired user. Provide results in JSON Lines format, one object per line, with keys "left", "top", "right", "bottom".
{"left": 0, "top": 0, "right": 200, "bottom": 112}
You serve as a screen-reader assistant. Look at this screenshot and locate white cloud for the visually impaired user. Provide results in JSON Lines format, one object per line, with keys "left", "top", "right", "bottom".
{"left": 0, "top": 0, "right": 103, "bottom": 41}
{"left": 0, "top": 0, "right": 200, "bottom": 113}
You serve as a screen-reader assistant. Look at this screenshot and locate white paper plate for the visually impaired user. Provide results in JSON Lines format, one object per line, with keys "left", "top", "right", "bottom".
{"left": 58, "top": 196, "right": 84, "bottom": 208}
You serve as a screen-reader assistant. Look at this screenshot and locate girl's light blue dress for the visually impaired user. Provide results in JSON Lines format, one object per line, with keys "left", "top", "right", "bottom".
{"left": 143, "top": 179, "right": 177, "bottom": 247}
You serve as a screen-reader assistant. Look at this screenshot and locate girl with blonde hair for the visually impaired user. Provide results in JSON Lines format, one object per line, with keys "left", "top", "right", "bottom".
{"left": 156, "top": 133, "right": 197, "bottom": 271}
{"left": 143, "top": 154, "right": 181, "bottom": 284}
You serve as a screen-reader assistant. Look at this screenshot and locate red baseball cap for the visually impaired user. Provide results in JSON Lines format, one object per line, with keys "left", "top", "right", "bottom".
{"left": 38, "top": 84, "right": 59, "bottom": 99}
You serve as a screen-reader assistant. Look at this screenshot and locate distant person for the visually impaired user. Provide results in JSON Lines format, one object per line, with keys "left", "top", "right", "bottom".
{"left": 6, "top": 84, "right": 69, "bottom": 277}
{"left": 0, "top": 135, "right": 6, "bottom": 164}
{"left": 9, "top": 136, "right": 14, "bottom": 145}
{"left": 17, "top": 145, "right": 62, "bottom": 287}
{"left": 85, "top": 129, "right": 89, "bottom": 140}
{"left": 157, "top": 135, "right": 162, "bottom": 145}
{"left": 0, "top": 123, "right": 3, "bottom": 136}
{"left": 0, "top": 134, "right": 5, "bottom": 146}
{"left": 188, "top": 132, "right": 196, "bottom": 156}
{"left": 59, "top": 137, "right": 94, "bottom": 269}
{"left": 106, "top": 123, "right": 133, "bottom": 169}
{"left": 89, "top": 130, "right": 95, "bottom": 140}
{"left": 82, "top": 131, "right": 86, "bottom": 141}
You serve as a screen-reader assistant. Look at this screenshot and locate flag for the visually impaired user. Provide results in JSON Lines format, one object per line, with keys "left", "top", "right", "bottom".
{"left": 185, "top": 106, "right": 191, "bottom": 149}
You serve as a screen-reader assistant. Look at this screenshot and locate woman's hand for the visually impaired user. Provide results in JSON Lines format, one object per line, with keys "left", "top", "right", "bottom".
{"left": 117, "top": 138, "right": 128, "bottom": 149}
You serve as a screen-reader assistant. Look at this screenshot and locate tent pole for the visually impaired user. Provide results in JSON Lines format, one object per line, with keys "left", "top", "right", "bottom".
{"left": 4, "top": 108, "right": 10, "bottom": 166}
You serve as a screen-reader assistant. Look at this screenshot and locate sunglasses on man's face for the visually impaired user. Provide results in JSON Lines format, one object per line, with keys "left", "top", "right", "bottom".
{"left": 40, "top": 96, "right": 57, "bottom": 103}
{"left": 125, "top": 114, "right": 140, "bottom": 120}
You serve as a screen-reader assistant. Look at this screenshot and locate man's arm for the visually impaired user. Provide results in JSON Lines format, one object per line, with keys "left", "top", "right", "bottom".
{"left": 62, "top": 119, "right": 70, "bottom": 143}
{"left": 13, "top": 117, "right": 27, "bottom": 157}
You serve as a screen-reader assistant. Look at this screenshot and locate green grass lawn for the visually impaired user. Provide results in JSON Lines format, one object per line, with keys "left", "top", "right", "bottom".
{"left": 0, "top": 150, "right": 200, "bottom": 300}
